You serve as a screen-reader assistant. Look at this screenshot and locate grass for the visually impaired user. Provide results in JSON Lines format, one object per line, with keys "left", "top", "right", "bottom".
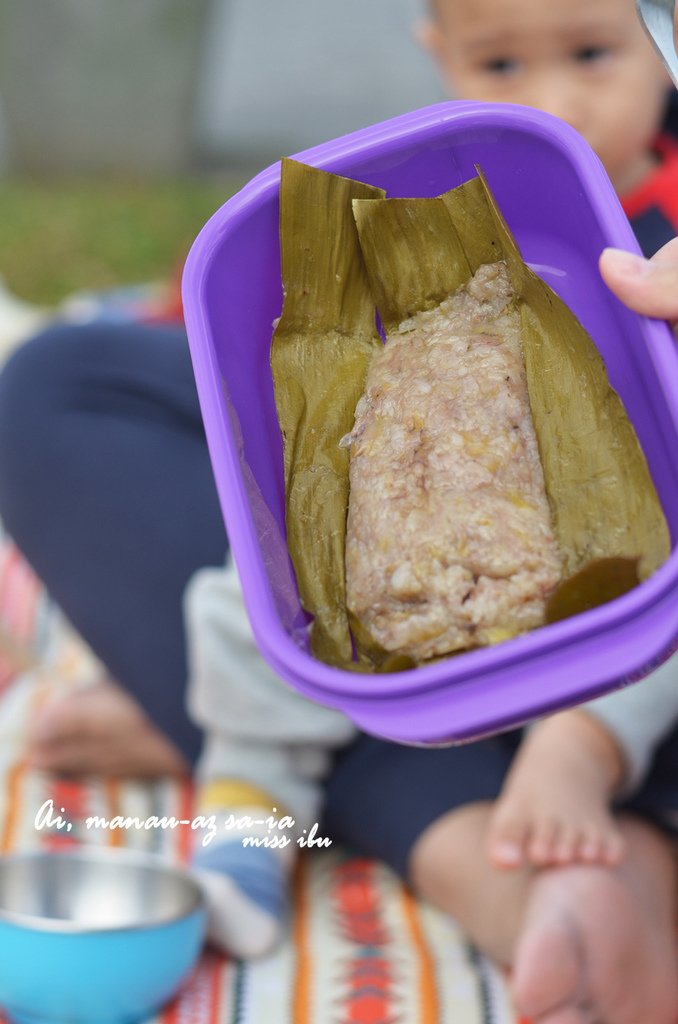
{"left": 0, "top": 175, "right": 247, "bottom": 305}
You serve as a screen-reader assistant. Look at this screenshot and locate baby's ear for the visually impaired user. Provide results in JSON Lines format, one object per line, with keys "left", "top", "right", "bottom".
{"left": 413, "top": 18, "right": 456, "bottom": 91}
{"left": 413, "top": 18, "right": 443, "bottom": 59}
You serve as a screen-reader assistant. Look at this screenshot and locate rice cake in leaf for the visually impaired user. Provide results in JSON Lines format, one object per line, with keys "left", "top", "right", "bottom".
{"left": 345, "top": 170, "right": 669, "bottom": 662}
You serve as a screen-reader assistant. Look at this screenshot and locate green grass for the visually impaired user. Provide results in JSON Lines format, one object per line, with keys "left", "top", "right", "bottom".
{"left": 0, "top": 175, "right": 247, "bottom": 305}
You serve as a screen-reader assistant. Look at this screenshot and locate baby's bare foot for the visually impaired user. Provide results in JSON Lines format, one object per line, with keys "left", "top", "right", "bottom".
{"left": 26, "top": 679, "right": 189, "bottom": 778}
{"left": 488, "top": 711, "right": 626, "bottom": 869}
{"left": 511, "top": 817, "right": 678, "bottom": 1024}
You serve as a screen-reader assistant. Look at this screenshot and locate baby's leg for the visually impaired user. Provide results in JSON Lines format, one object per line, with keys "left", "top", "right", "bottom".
{"left": 185, "top": 563, "right": 356, "bottom": 959}
{"left": 487, "top": 710, "right": 626, "bottom": 869}
{"left": 325, "top": 723, "right": 678, "bottom": 1022}
{"left": 193, "top": 780, "right": 297, "bottom": 959}
{"left": 411, "top": 801, "right": 531, "bottom": 964}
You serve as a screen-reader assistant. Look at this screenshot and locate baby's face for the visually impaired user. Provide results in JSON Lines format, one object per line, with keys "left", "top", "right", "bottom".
{"left": 425, "top": 0, "right": 669, "bottom": 192}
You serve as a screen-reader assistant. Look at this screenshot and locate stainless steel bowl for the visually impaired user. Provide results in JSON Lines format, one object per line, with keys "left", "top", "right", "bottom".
{"left": 0, "top": 846, "right": 202, "bottom": 930}
{"left": 0, "top": 846, "right": 207, "bottom": 1024}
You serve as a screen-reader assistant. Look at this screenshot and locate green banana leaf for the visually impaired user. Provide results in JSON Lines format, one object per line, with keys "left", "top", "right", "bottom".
{"left": 270, "top": 158, "right": 384, "bottom": 667}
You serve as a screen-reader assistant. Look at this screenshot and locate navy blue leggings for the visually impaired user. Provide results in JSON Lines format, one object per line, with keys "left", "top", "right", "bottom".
{"left": 0, "top": 322, "right": 228, "bottom": 764}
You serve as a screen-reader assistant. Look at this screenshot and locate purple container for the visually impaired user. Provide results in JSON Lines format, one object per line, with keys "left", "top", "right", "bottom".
{"left": 182, "top": 101, "right": 678, "bottom": 745}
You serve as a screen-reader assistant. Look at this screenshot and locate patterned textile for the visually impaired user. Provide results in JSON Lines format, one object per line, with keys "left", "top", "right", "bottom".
{"left": 0, "top": 538, "right": 524, "bottom": 1024}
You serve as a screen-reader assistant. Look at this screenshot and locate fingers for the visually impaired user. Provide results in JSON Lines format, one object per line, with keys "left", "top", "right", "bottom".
{"left": 648, "top": 236, "right": 678, "bottom": 263}
{"left": 599, "top": 245, "right": 678, "bottom": 321}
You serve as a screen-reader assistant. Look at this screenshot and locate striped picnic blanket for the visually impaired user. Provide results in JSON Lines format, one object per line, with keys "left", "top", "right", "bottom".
{"left": 0, "top": 538, "right": 523, "bottom": 1024}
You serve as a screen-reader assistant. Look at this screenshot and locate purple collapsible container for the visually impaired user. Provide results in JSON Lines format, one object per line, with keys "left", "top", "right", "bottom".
{"left": 182, "top": 101, "right": 678, "bottom": 745}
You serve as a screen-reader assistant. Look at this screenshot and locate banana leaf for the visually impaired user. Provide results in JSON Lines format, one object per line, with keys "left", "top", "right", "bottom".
{"left": 270, "top": 158, "right": 385, "bottom": 667}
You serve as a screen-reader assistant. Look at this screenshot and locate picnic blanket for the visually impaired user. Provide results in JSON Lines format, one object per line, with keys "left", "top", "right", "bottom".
{"left": 0, "top": 536, "right": 525, "bottom": 1024}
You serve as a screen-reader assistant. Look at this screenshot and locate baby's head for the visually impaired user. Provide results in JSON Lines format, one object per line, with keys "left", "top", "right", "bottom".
{"left": 419, "top": 0, "right": 669, "bottom": 193}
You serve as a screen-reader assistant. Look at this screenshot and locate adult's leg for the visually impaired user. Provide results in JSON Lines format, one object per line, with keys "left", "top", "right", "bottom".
{"left": 0, "top": 321, "right": 228, "bottom": 766}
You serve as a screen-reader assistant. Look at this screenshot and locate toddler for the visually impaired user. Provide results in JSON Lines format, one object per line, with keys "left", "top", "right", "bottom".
{"left": 189, "top": 0, "right": 678, "bottom": 960}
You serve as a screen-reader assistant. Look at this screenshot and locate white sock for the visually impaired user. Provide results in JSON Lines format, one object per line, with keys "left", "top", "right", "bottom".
{"left": 192, "top": 796, "right": 296, "bottom": 959}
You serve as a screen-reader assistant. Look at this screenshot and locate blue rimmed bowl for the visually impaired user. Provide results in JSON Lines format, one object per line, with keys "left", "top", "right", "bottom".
{"left": 0, "top": 847, "right": 207, "bottom": 1024}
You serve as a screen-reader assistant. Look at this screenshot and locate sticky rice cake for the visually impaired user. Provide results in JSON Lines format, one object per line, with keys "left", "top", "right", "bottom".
{"left": 343, "top": 261, "right": 562, "bottom": 660}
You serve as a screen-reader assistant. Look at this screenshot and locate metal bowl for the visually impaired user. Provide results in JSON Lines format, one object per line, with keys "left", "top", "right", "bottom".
{"left": 0, "top": 846, "right": 207, "bottom": 1024}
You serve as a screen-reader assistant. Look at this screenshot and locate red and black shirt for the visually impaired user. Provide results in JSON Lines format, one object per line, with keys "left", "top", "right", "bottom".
{"left": 622, "top": 93, "right": 678, "bottom": 256}
{"left": 622, "top": 135, "right": 678, "bottom": 256}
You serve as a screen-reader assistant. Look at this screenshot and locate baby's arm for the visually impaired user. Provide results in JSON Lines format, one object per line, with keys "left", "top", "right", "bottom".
{"left": 184, "top": 559, "right": 356, "bottom": 957}
{"left": 487, "top": 652, "right": 678, "bottom": 870}
{"left": 583, "top": 653, "right": 678, "bottom": 794}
